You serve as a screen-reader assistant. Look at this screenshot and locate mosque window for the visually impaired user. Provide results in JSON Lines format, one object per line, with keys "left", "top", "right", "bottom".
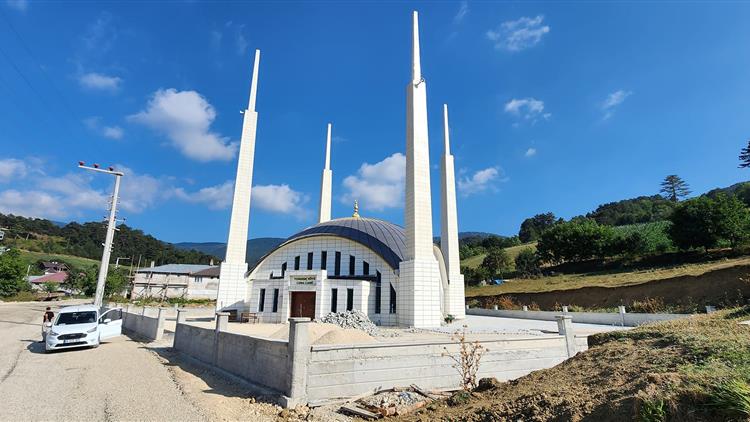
{"left": 349, "top": 255, "right": 355, "bottom": 276}
{"left": 374, "top": 271, "right": 382, "bottom": 314}
{"left": 307, "top": 252, "right": 313, "bottom": 270}
{"left": 294, "top": 256, "right": 300, "bottom": 271}
{"left": 321, "top": 251, "right": 327, "bottom": 270}
{"left": 389, "top": 284, "right": 396, "bottom": 314}
{"left": 272, "top": 289, "right": 279, "bottom": 312}
{"left": 363, "top": 261, "right": 369, "bottom": 275}
{"left": 334, "top": 252, "right": 341, "bottom": 276}
{"left": 346, "top": 288, "right": 354, "bottom": 311}
{"left": 281, "top": 262, "right": 287, "bottom": 277}
{"left": 258, "top": 289, "right": 266, "bottom": 312}
{"left": 331, "top": 288, "right": 338, "bottom": 312}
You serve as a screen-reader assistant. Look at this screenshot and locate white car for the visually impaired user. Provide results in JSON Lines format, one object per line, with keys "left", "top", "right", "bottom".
{"left": 45, "top": 304, "right": 122, "bottom": 352}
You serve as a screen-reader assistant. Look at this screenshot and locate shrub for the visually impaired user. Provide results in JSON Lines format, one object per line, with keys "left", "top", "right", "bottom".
{"left": 707, "top": 378, "right": 750, "bottom": 418}
{"left": 443, "top": 326, "right": 488, "bottom": 390}
{"left": 669, "top": 194, "right": 750, "bottom": 250}
{"left": 480, "top": 248, "right": 512, "bottom": 279}
{"left": 536, "top": 218, "right": 615, "bottom": 264}
{"left": 515, "top": 248, "right": 541, "bottom": 278}
{"left": 493, "top": 296, "right": 520, "bottom": 310}
{"left": 639, "top": 398, "right": 667, "bottom": 422}
{"left": 630, "top": 297, "right": 667, "bottom": 313}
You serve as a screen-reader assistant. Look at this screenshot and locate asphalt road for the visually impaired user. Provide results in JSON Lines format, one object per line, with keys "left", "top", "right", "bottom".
{"left": 0, "top": 301, "right": 208, "bottom": 421}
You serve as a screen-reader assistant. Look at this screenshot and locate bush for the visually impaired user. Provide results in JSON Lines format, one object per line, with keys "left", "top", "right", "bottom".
{"left": 2, "top": 291, "right": 37, "bottom": 302}
{"left": 537, "top": 218, "right": 616, "bottom": 264}
{"left": 514, "top": 248, "right": 541, "bottom": 278}
{"left": 480, "top": 248, "right": 512, "bottom": 278}
{"left": 612, "top": 221, "right": 674, "bottom": 255}
{"left": 669, "top": 194, "right": 750, "bottom": 250}
{"left": 0, "top": 249, "right": 28, "bottom": 297}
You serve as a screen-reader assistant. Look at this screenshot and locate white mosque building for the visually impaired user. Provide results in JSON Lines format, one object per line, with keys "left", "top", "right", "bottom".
{"left": 216, "top": 12, "right": 465, "bottom": 328}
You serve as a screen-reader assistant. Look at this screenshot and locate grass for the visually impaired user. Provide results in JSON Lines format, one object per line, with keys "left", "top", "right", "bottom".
{"left": 461, "top": 242, "right": 537, "bottom": 270}
{"left": 17, "top": 250, "right": 99, "bottom": 274}
{"left": 465, "top": 255, "right": 750, "bottom": 297}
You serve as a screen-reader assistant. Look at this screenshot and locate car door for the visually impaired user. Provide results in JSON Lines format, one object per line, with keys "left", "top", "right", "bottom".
{"left": 98, "top": 308, "right": 123, "bottom": 340}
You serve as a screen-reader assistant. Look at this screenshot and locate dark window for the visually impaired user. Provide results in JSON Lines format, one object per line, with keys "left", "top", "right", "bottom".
{"left": 321, "top": 251, "right": 327, "bottom": 270}
{"left": 281, "top": 262, "right": 287, "bottom": 277}
{"left": 346, "top": 288, "right": 354, "bottom": 311}
{"left": 272, "top": 289, "right": 279, "bottom": 312}
{"left": 307, "top": 252, "right": 313, "bottom": 270}
{"left": 389, "top": 284, "right": 396, "bottom": 314}
{"left": 294, "top": 256, "right": 300, "bottom": 271}
{"left": 258, "top": 289, "right": 266, "bottom": 312}
{"left": 334, "top": 252, "right": 341, "bottom": 276}
{"left": 331, "top": 288, "right": 338, "bottom": 312}
{"left": 374, "top": 271, "right": 381, "bottom": 314}
{"left": 363, "top": 261, "right": 369, "bottom": 275}
{"left": 349, "top": 255, "right": 355, "bottom": 276}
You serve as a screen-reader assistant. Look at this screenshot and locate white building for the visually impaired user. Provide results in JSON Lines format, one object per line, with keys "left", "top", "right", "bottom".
{"left": 132, "top": 264, "right": 219, "bottom": 300}
{"left": 216, "top": 11, "right": 465, "bottom": 328}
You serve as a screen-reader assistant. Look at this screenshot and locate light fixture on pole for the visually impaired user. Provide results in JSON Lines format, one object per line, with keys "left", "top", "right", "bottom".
{"left": 78, "top": 161, "right": 125, "bottom": 308}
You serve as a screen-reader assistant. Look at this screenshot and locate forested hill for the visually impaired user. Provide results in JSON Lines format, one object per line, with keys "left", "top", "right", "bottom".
{"left": 0, "top": 213, "right": 219, "bottom": 266}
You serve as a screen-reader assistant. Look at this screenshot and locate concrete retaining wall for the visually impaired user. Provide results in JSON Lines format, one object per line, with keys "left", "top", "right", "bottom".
{"left": 467, "top": 307, "right": 689, "bottom": 327}
{"left": 122, "top": 308, "right": 165, "bottom": 341}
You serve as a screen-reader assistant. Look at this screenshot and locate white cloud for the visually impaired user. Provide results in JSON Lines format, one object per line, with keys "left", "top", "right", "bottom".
{"left": 174, "top": 181, "right": 234, "bottom": 210}
{"left": 84, "top": 116, "right": 124, "bottom": 140}
{"left": 82, "top": 12, "right": 116, "bottom": 53}
{"left": 453, "top": 1, "right": 469, "bottom": 24}
{"left": 458, "top": 167, "right": 503, "bottom": 196}
{"left": 0, "top": 190, "right": 66, "bottom": 219}
{"left": 129, "top": 88, "right": 237, "bottom": 162}
{"left": 601, "top": 89, "right": 632, "bottom": 120}
{"left": 342, "top": 153, "right": 405, "bottom": 211}
{"left": 102, "top": 126, "right": 124, "bottom": 140}
{"left": 524, "top": 148, "right": 537, "bottom": 157}
{"left": 236, "top": 30, "right": 248, "bottom": 56}
{"left": 116, "top": 166, "right": 164, "bottom": 213}
{"left": 0, "top": 159, "right": 27, "bottom": 182}
{"left": 504, "top": 97, "right": 550, "bottom": 122}
{"left": 487, "top": 15, "right": 550, "bottom": 52}
{"left": 5, "top": 0, "right": 27, "bottom": 11}
{"left": 252, "top": 184, "right": 308, "bottom": 217}
{"left": 78, "top": 72, "right": 122, "bottom": 91}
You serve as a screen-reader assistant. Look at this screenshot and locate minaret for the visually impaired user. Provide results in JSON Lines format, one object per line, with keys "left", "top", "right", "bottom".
{"left": 440, "top": 104, "right": 465, "bottom": 319}
{"left": 318, "top": 123, "right": 333, "bottom": 223}
{"left": 216, "top": 49, "right": 261, "bottom": 312}
{"left": 398, "top": 11, "right": 442, "bottom": 328}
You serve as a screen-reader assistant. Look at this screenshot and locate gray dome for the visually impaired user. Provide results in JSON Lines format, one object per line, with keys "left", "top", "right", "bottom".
{"left": 267, "top": 217, "right": 406, "bottom": 270}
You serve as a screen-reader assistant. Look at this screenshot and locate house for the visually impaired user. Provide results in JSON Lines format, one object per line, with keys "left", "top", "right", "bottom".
{"left": 28, "top": 271, "right": 68, "bottom": 291}
{"left": 132, "top": 264, "right": 220, "bottom": 300}
{"left": 39, "top": 261, "right": 69, "bottom": 274}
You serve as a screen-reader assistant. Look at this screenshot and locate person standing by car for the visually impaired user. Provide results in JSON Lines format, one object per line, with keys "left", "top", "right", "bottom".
{"left": 42, "top": 306, "right": 54, "bottom": 341}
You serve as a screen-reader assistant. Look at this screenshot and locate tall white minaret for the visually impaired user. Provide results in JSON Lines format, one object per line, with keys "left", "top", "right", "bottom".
{"left": 216, "top": 49, "right": 261, "bottom": 312}
{"left": 398, "top": 11, "right": 442, "bottom": 328}
{"left": 440, "top": 104, "right": 465, "bottom": 319}
{"left": 318, "top": 123, "right": 333, "bottom": 223}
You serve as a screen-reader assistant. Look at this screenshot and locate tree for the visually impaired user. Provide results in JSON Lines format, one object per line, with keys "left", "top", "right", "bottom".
{"left": 0, "top": 249, "right": 27, "bottom": 297}
{"left": 536, "top": 218, "right": 616, "bottom": 264}
{"left": 660, "top": 175, "right": 691, "bottom": 202}
{"left": 739, "top": 139, "right": 750, "bottom": 168}
{"left": 515, "top": 248, "right": 541, "bottom": 278}
{"left": 518, "top": 213, "right": 559, "bottom": 243}
{"left": 587, "top": 195, "right": 675, "bottom": 226}
{"left": 668, "top": 194, "right": 750, "bottom": 250}
{"left": 480, "top": 248, "right": 512, "bottom": 279}
{"left": 42, "top": 281, "right": 57, "bottom": 296}
{"left": 105, "top": 268, "right": 128, "bottom": 297}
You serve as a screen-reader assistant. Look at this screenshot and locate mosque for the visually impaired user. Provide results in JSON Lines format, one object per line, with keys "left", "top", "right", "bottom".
{"left": 216, "top": 12, "right": 465, "bottom": 328}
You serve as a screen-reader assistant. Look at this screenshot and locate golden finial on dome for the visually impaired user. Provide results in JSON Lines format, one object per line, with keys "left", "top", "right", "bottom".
{"left": 352, "top": 200, "right": 360, "bottom": 218}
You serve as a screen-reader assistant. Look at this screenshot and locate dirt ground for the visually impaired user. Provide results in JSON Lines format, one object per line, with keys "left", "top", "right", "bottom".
{"left": 394, "top": 309, "right": 750, "bottom": 422}
{"left": 473, "top": 263, "right": 750, "bottom": 311}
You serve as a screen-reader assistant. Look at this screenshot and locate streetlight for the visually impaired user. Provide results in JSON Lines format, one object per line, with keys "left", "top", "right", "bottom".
{"left": 78, "top": 161, "right": 125, "bottom": 308}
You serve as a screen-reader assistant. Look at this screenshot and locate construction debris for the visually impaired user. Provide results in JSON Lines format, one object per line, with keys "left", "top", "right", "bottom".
{"left": 337, "top": 385, "right": 439, "bottom": 419}
{"left": 319, "top": 310, "right": 379, "bottom": 335}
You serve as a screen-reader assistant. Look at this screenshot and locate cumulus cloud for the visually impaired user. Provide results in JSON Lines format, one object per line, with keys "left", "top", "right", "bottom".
{"left": 487, "top": 15, "right": 549, "bottom": 52}
{"left": 458, "top": 167, "right": 504, "bottom": 196}
{"left": 525, "top": 148, "right": 537, "bottom": 157}
{"left": 84, "top": 116, "right": 124, "bottom": 140}
{"left": 504, "top": 97, "right": 550, "bottom": 122}
{"left": 0, "top": 190, "right": 66, "bottom": 219}
{"left": 0, "top": 159, "right": 28, "bottom": 182}
{"left": 129, "top": 88, "right": 238, "bottom": 162}
{"left": 453, "top": 1, "right": 469, "bottom": 24}
{"left": 78, "top": 72, "right": 122, "bottom": 91}
{"left": 342, "top": 153, "right": 405, "bottom": 211}
{"left": 252, "top": 184, "right": 308, "bottom": 217}
{"left": 174, "top": 180, "right": 234, "bottom": 210}
{"left": 601, "top": 89, "right": 632, "bottom": 120}
{"left": 5, "top": 0, "right": 28, "bottom": 12}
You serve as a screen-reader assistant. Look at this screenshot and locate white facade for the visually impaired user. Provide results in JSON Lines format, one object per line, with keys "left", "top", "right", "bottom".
{"left": 318, "top": 123, "right": 333, "bottom": 224}
{"left": 132, "top": 266, "right": 219, "bottom": 300}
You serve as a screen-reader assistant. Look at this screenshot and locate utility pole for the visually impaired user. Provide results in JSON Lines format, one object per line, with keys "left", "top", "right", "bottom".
{"left": 78, "top": 162, "right": 125, "bottom": 308}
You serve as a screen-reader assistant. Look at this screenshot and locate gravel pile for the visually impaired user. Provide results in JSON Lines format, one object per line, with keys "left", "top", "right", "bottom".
{"left": 319, "top": 310, "right": 379, "bottom": 335}
{"left": 360, "top": 390, "right": 426, "bottom": 411}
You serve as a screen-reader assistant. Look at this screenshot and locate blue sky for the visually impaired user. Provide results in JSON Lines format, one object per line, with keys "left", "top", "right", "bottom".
{"left": 1, "top": 1, "right": 749, "bottom": 243}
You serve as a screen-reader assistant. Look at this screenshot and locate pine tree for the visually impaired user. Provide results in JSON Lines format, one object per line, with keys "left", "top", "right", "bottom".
{"left": 739, "top": 139, "right": 750, "bottom": 168}
{"left": 660, "top": 175, "right": 691, "bottom": 202}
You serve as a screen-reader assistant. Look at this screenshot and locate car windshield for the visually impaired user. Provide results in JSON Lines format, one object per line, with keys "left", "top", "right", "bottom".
{"left": 55, "top": 311, "right": 97, "bottom": 325}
